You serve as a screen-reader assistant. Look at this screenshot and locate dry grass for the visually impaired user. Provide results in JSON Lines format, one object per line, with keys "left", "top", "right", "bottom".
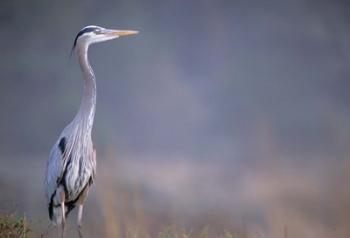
{"left": 0, "top": 212, "right": 239, "bottom": 238}
{"left": 161, "top": 227, "right": 238, "bottom": 238}
{"left": 0, "top": 214, "right": 31, "bottom": 238}
{"left": 2, "top": 154, "right": 350, "bottom": 237}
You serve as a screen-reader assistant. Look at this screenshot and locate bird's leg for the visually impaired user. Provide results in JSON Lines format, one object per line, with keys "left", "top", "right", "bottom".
{"left": 77, "top": 205, "right": 84, "bottom": 238}
{"left": 60, "top": 191, "right": 66, "bottom": 238}
{"left": 77, "top": 204, "right": 83, "bottom": 228}
{"left": 61, "top": 202, "right": 66, "bottom": 238}
{"left": 77, "top": 184, "right": 90, "bottom": 237}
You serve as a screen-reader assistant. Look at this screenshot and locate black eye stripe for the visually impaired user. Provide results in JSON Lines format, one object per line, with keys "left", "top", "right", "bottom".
{"left": 73, "top": 27, "right": 98, "bottom": 47}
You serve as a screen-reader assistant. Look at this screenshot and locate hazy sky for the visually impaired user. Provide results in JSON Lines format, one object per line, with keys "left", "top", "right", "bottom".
{"left": 0, "top": 0, "right": 349, "bottom": 164}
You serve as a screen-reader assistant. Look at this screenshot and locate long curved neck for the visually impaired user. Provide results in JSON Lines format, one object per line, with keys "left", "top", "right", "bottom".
{"left": 75, "top": 44, "right": 96, "bottom": 134}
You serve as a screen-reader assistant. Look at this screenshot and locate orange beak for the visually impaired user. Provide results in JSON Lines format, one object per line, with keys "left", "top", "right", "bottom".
{"left": 109, "top": 30, "right": 139, "bottom": 37}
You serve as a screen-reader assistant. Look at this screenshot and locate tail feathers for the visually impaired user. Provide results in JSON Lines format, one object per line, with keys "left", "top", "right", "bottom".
{"left": 49, "top": 205, "right": 63, "bottom": 225}
{"left": 48, "top": 203, "right": 76, "bottom": 225}
{"left": 65, "top": 202, "right": 76, "bottom": 217}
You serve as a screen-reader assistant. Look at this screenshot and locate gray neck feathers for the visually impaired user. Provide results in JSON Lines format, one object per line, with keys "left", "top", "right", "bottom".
{"left": 73, "top": 44, "right": 96, "bottom": 135}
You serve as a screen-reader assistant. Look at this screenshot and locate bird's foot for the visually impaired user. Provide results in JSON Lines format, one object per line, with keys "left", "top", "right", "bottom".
{"left": 78, "top": 225, "right": 84, "bottom": 238}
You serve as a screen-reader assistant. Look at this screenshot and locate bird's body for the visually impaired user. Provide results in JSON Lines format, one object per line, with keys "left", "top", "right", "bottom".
{"left": 44, "top": 25, "right": 138, "bottom": 236}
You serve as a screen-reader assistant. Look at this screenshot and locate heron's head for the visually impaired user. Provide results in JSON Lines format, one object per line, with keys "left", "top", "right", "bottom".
{"left": 73, "top": 25, "right": 138, "bottom": 49}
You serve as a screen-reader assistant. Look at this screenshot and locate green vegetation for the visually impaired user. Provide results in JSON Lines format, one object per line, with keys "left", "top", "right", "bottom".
{"left": 0, "top": 214, "right": 31, "bottom": 238}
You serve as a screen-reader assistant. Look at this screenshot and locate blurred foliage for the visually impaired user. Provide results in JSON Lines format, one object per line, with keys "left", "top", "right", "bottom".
{"left": 0, "top": 214, "right": 31, "bottom": 238}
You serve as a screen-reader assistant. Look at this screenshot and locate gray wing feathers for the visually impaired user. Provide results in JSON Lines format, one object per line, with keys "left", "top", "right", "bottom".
{"left": 44, "top": 141, "right": 67, "bottom": 202}
{"left": 45, "top": 129, "right": 96, "bottom": 205}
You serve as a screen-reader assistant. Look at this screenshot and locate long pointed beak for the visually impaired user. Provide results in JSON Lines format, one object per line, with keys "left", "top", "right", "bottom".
{"left": 106, "top": 29, "right": 139, "bottom": 37}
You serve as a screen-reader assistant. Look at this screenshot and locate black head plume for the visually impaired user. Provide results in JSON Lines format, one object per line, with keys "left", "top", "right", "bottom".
{"left": 72, "top": 26, "right": 99, "bottom": 48}
{"left": 70, "top": 26, "right": 99, "bottom": 59}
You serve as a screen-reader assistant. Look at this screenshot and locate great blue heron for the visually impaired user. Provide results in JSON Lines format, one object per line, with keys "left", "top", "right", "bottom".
{"left": 44, "top": 25, "right": 138, "bottom": 237}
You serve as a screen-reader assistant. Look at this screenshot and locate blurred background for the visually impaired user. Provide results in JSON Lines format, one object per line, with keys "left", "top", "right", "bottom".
{"left": 1, "top": 0, "right": 350, "bottom": 237}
